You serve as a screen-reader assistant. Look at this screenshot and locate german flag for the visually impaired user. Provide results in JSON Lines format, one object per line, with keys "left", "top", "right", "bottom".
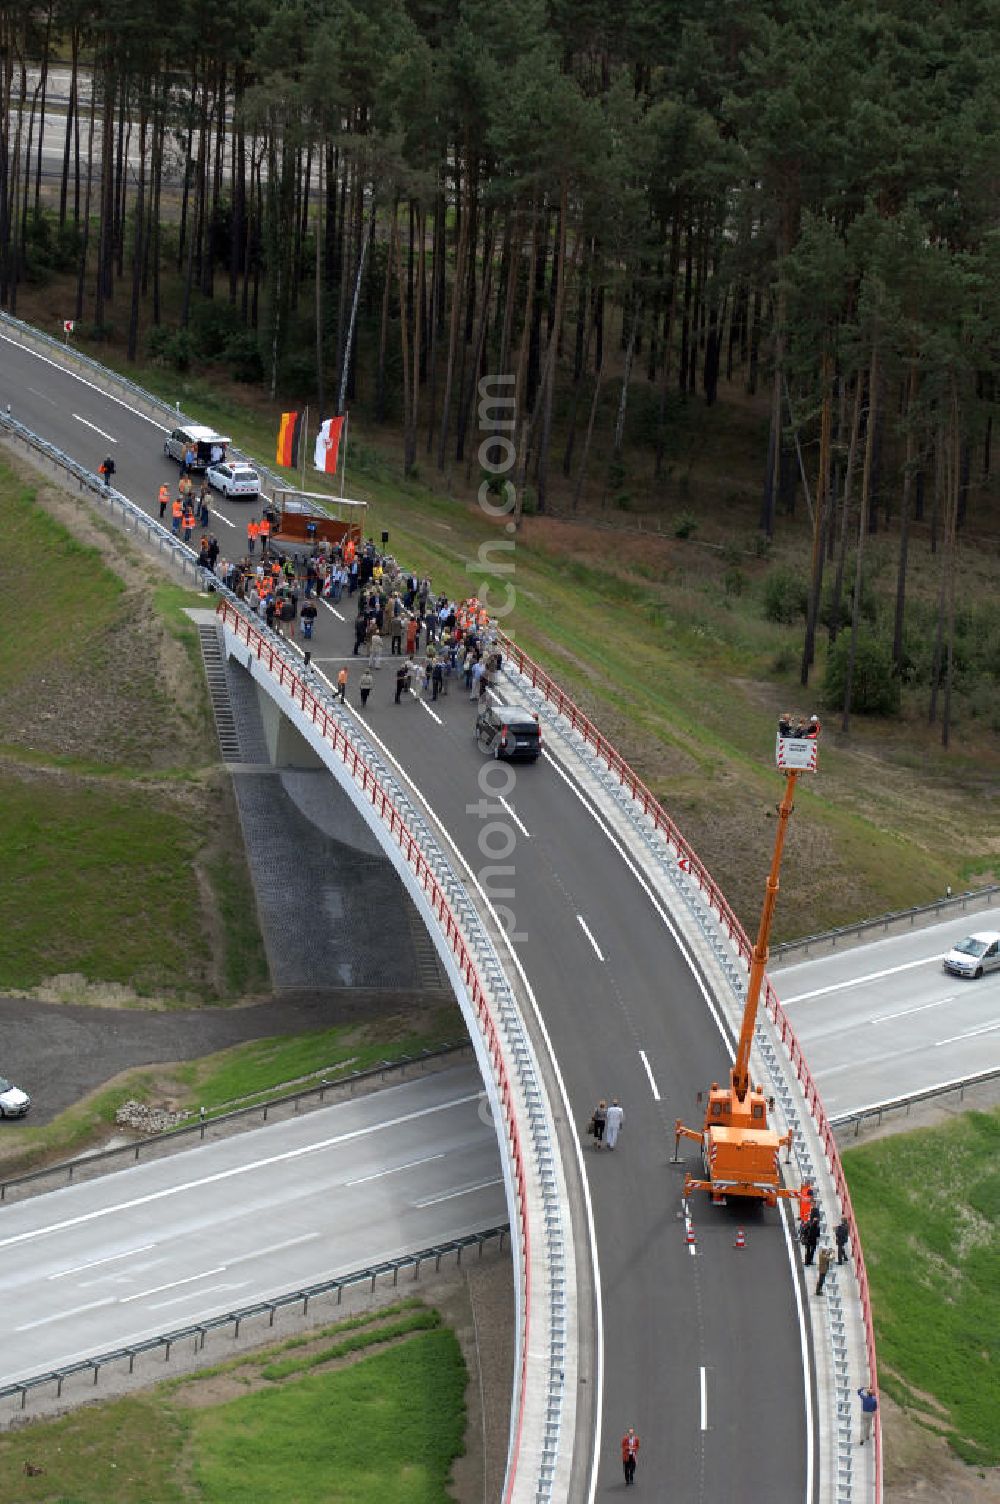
{"left": 276, "top": 411, "right": 303, "bottom": 468}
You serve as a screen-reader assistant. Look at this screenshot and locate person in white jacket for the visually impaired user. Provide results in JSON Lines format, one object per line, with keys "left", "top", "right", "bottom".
{"left": 605, "top": 1098, "right": 624, "bottom": 1150}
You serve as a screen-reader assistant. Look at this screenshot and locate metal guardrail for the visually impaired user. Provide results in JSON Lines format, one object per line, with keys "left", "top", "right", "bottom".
{"left": 499, "top": 632, "right": 884, "bottom": 1503}
{"left": 0, "top": 1042, "right": 472, "bottom": 1203}
{"left": 0, "top": 306, "right": 297, "bottom": 511}
{"left": 0, "top": 1224, "right": 510, "bottom": 1415}
{"left": 0, "top": 410, "right": 208, "bottom": 586}
{"left": 772, "top": 885, "right": 1000, "bottom": 959}
{"left": 0, "top": 387, "right": 568, "bottom": 1503}
{"left": 831, "top": 1065, "right": 1000, "bottom": 1134}
{"left": 215, "top": 597, "right": 567, "bottom": 1504}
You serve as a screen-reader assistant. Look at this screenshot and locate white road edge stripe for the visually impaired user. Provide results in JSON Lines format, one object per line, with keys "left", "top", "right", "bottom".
{"left": 577, "top": 914, "right": 605, "bottom": 961}
{"left": 782, "top": 955, "right": 933, "bottom": 1004}
{"left": 304, "top": 667, "right": 604, "bottom": 1504}
{"left": 700, "top": 1365, "right": 708, "bottom": 1430}
{"left": 541, "top": 747, "right": 813, "bottom": 1504}
{"left": 0, "top": 1092, "right": 483, "bottom": 1255}
{"left": 639, "top": 1050, "right": 660, "bottom": 1102}
{"left": 320, "top": 598, "right": 346, "bottom": 622}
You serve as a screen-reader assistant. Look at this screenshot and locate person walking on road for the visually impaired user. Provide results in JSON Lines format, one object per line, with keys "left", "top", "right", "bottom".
{"left": 359, "top": 669, "right": 374, "bottom": 709}
{"left": 300, "top": 600, "right": 317, "bottom": 640}
{"left": 858, "top": 1387, "right": 878, "bottom": 1446}
{"left": 99, "top": 454, "right": 115, "bottom": 489}
{"left": 604, "top": 1098, "right": 624, "bottom": 1150}
{"left": 621, "top": 1427, "right": 640, "bottom": 1485}
{"left": 395, "top": 662, "right": 409, "bottom": 704}
{"left": 815, "top": 1246, "right": 832, "bottom": 1295}
{"left": 835, "top": 1216, "right": 849, "bottom": 1265}
{"left": 336, "top": 667, "right": 348, "bottom": 704}
{"left": 369, "top": 631, "right": 383, "bottom": 670}
{"left": 591, "top": 1100, "right": 607, "bottom": 1147}
{"left": 158, "top": 483, "right": 170, "bottom": 520}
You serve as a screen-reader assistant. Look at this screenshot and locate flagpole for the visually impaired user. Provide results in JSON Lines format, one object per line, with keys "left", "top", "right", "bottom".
{"left": 301, "top": 406, "right": 308, "bottom": 492}
{"left": 340, "top": 411, "right": 348, "bottom": 498}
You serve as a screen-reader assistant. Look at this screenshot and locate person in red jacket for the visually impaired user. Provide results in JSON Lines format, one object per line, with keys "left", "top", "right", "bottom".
{"left": 621, "top": 1426, "right": 640, "bottom": 1485}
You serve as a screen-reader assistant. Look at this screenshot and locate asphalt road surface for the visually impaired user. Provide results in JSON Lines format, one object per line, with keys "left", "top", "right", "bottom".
{"left": 0, "top": 337, "right": 817, "bottom": 1501}
{"left": 773, "top": 916, "right": 1000, "bottom": 1117}
{"left": 0, "top": 1066, "right": 504, "bottom": 1388}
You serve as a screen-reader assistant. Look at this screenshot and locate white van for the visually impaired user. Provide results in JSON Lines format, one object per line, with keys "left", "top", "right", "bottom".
{"left": 163, "top": 425, "right": 230, "bottom": 471}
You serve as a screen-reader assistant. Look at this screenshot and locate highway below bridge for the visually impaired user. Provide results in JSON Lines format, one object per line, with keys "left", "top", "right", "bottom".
{"left": 0, "top": 325, "right": 886, "bottom": 1502}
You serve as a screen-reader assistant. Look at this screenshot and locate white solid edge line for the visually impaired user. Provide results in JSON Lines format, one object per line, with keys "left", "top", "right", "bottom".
{"left": 419, "top": 698, "right": 443, "bottom": 724}
{"left": 0, "top": 330, "right": 170, "bottom": 430}
{"left": 638, "top": 1050, "right": 661, "bottom": 1102}
{"left": 577, "top": 914, "right": 605, "bottom": 962}
{"left": 540, "top": 746, "right": 814, "bottom": 1504}
{"left": 303, "top": 668, "right": 605, "bottom": 1504}
{"left": 320, "top": 599, "right": 346, "bottom": 621}
{"left": 700, "top": 1365, "right": 708, "bottom": 1430}
{"left": 0, "top": 1092, "right": 483, "bottom": 1254}
{"left": 782, "top": 954, "right": 933, "bottom": 1004}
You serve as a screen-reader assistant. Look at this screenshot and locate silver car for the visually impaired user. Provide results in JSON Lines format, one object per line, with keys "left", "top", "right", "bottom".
{"left": 943, "top": 932, "right": 1000, "bottom": 979}
{"left": 0, "top": 1078, "right": 30, "bottom": 1118}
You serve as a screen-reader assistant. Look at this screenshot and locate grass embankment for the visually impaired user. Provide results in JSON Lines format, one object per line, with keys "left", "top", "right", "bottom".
{"left": 844, "top": 1110, "right": 1000, "bottom": 1466}
{"left": 101, "top": 357, "right": 1000, "bottom": 940}
{"left": 0, "top": 463, "right": 266, "bottom": 998}
{"left": 0, "top": 1300, "right": 467, "bottom": 1502}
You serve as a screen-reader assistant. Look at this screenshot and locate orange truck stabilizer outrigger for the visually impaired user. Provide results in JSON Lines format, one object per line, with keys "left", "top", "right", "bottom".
{"left": 674, "top": 719, "right": 820, "bottom": 1205}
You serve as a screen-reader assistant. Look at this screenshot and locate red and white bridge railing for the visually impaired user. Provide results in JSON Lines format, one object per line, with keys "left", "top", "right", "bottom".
{"left": 218, "top": 598, "right": 570, "bottom": 1503}
{"left": 499, "top": 629, "right": 882, "bottom": 1500}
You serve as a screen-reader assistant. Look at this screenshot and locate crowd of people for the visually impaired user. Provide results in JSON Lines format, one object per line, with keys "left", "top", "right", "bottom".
{"left": 205, "top": 523, "right": 504, "bottom": 712}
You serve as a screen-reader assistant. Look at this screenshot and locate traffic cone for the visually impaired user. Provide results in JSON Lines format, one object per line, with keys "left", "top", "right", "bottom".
{"left": 734, "top": 1227, "right": 746, "bottom": 1250}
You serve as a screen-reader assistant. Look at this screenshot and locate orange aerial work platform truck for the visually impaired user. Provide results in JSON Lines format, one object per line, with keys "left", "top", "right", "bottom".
{"left": 673, "top": 720, "right": 820, "bottom": 1205}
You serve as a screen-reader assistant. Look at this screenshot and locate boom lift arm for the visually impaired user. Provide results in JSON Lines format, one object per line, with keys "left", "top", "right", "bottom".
{"left": 673, "top": 721, "right": 819, "bottom": 1204}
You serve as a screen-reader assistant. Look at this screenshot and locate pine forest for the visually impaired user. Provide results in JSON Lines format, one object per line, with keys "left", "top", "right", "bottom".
{"left": 1, "top": 0, "right": 999, "bottom": 741}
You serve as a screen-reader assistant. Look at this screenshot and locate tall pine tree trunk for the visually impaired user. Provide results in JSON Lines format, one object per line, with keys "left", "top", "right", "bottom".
{"left": 842, "top": 342, "right": 879, "bottom": 733}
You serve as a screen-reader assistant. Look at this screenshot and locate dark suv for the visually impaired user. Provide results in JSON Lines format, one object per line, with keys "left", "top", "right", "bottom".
{"left": 475, "top": 704, "right": 542, "bottom": 762}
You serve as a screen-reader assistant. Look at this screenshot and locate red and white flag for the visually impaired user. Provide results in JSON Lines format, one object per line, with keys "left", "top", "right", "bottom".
{"left": 63, "top": 319, "right": 75, "bottom": 334}
{"left": 314, "top": 415, "right": 345, "bottom": 475}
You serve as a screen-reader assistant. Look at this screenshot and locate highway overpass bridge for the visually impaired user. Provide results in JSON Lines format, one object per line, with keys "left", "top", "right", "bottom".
{"left": 0, "top": 312, "right": 881, "bottom": 1504}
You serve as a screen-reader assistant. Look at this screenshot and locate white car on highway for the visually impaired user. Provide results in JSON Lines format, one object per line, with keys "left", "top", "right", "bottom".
{"left": 206, "top": 461, "right": 261, "bottom": 499}
{"left": 943, "top": 931, "right": 1000, "bottom": 978}
{"left": 0, "top": 1078, "right": 30, "bottom": 1118}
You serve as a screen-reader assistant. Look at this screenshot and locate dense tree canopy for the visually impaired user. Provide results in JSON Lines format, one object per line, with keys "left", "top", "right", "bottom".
{"left": 1, "top": 0, "right": 998, "bottom": 737}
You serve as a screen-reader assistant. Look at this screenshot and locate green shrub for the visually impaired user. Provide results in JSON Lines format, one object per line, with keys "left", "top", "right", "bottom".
{"left": 147, "top": 326, "right": 194, "bottom": 371}
{"left": 724, "top": 566, "right": 745, "bottom": 598}
{"left": 763, "top": 565, "right": 808, "bottom": 623}
{"left": 673, "top": 509, "right": 697, "bottom": 538}
{"left": 224, "top": 331, "right": 264, "bottom": 384}
{"left": 823, "top": 630, "right": 900, "bottom": 715}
